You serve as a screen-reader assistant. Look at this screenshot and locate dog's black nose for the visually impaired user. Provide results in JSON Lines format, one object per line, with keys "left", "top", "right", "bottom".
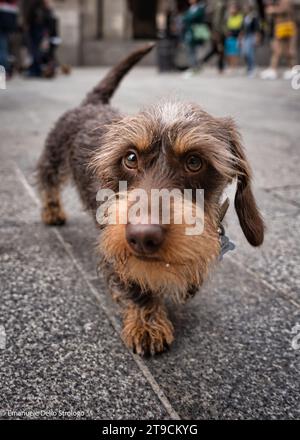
{"left": 126, "top": 224, "right": 165, "bottom": 255}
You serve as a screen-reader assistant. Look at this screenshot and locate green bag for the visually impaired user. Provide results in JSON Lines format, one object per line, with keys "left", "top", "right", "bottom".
{"left": 192, "top": 24, "right": 211, "bottom": 43}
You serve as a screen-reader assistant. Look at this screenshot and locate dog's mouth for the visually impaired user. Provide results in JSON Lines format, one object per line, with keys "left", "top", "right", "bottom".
{"left": 130, "top": 253, "right": 174, "bottom": 269}
{"left": 132, "top": 253, "right": 163, "bottom": 263}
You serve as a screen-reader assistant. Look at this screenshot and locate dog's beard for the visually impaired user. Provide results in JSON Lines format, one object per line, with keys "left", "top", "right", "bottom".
{"left": 97, "top": 195, "right": 220, "bottom": 303}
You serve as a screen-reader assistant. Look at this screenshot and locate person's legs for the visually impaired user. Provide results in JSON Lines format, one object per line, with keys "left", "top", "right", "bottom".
{"left": 43, "top": 44, "right": 57, "bottom": 78}
{"left": 241, "top": 36, "right": 248, "bottom": 70}
{"left": 261, "top": 37, "right": 282, "bottom": 79}
{"left": 187, "top": 44, "right": 198, "bottom": 69}
{"left": 0, "top": 32, "right": 9, "bottom": 71}
{"left": 232, "top": 55, "right": 239, "bottom": 68}
{"left": 28, "top": 30, "right": 43, "bottom": 77}
{"left": 201, "top": 40, "right": 218, "bottom": 64}
{"left": 217, "top": 36, "right": 225, "bottom": 73}
{"left": 228, "top": 55, "right": 238, "bottom": 68}
{"left": 282, "top": 36, "right": 298, "bottom": 80}
{"left": 247, "top": 35, "right": 256, "bottom": 73}
{"left": 271, "top": 38, "right": 283, "bottom": 70}
{"left": 287, "top": 35, "right": 297, "bottom": 68}
{"left": 182, "top": 43, "right": 199, "bottom": 77}
{"left": 225, "top": 37, "right": 239, "bottom": 69}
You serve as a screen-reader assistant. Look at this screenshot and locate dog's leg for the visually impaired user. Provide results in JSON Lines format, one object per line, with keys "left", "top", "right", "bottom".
{"left": 40, "top": 186, "right": 66, "bottom": 226}
{"left": 37, "top": 124, "right": 71, "bottom": 226}
{"left": 101, "top": 265, "right": 174, "bottom": 355}
{"left": 122, "top": 300, "right": 174, "bottom": 356}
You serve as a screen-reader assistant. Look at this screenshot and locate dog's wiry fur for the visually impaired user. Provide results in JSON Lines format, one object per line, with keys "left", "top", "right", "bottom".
{"left": 37, "top": 44, "right": 264, "bottom": 356}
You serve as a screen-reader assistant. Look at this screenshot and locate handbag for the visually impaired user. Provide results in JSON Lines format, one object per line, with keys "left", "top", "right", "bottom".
{"left": 192, "top": 24, "right": 211, "bottom": 43}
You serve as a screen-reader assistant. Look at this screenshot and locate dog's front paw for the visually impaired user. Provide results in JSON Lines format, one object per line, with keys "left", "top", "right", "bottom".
{"left": 122, "top": 303, "right": 174, "bottom": 356}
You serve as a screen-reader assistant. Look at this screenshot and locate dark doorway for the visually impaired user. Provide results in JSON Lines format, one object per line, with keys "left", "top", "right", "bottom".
{"left": 128, "top": 0, "right": 158, "bottom": 39}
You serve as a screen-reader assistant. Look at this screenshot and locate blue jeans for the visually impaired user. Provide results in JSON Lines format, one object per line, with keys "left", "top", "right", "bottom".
{"left": 0, "top": 32, "right": 9, "bottom": 71}
{"left": 241, "top": 35, "right": 256, "bottom": 73}
{"left": 186, "top": 44, "right": 198, "bottom": 69}
{"left": 28, "top": 29, "right": 44, "bottom": 76}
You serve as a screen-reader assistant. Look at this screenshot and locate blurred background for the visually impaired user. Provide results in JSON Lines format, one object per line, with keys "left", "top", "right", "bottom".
{"left": 1, "top": 0, "right": 300, "bottom": 78}
{"left": 54, "top": 0, "right": 300, "bottom": 68}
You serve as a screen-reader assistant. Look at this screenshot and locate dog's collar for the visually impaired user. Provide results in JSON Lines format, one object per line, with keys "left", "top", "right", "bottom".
{"left": 218, "top": 198, "right": 236, "bottom": 260}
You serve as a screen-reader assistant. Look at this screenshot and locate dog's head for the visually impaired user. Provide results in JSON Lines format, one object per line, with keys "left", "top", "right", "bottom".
{"left": 92, "top": 102, "right": 264, "bottom": 301}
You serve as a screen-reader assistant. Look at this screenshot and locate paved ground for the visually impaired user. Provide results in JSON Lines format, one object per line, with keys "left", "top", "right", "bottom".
{"left": 0, "top": 67, "right": 300, "bottom": 420}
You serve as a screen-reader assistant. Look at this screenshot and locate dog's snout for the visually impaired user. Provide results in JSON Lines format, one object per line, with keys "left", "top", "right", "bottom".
{"left": 126, "top": 224, "right": 165, "bottom": 255}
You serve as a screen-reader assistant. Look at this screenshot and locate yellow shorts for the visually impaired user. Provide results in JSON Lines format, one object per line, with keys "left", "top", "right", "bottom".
{"left": 275, "top": 21, "right": 296, "bottom": 40}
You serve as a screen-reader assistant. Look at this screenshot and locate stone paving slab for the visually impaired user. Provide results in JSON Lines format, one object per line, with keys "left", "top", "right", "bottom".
{"left": 225, "top": 190, "right": 300, "bottom": 303}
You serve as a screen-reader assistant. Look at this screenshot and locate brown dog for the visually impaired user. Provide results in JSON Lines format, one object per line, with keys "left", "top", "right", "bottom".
{"left": 37, "top": 44, "right": 264, "bottom": 356}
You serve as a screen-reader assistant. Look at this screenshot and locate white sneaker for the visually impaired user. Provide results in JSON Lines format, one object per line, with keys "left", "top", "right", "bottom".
{"left": 283, "top": 69, "right": 297, "bottom": 80}
{"left": 260, "top": 68, "right": 278, "bottom": 80}
{"left": 182, "top": 68, "right": 198, "bottom": 79}
{"left": 247, "top": 69, "right": 257, "bottom": 78}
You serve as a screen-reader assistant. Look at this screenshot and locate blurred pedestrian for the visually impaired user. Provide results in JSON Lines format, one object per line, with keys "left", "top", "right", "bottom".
{"left": 182, "top": 0, "right": 208, "bottom": 76}
{"left": 0, "top": 0, "right": 18, "bottom": 76}
{"left": 240, "top": 1, "right": 260, "bottom": 77}
{"left": 25, "top": 0, "right": 52, "bottom": 77}
{"left": 261, "top": 0, "right": 297, "bottom": 80}
{"left": 41, "top": 0, "right": 61, "bottom": 78}
{"left": 225, "top": 2, "right": 243, "bottom": 69}
{"left": 199, "top": 0, "right": 227, "bottom": 74}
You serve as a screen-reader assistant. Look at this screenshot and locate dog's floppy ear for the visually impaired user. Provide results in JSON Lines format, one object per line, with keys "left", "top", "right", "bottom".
{"left": 222, "top": 118, "right": 264, "bottom": 247}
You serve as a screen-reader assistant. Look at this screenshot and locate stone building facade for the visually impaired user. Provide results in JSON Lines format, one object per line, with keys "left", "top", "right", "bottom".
{"left": 53, "top": 0, "right": 173, "bottom": 65}
{"left": 51, "top": 0, "right": 300, "bottom": 66}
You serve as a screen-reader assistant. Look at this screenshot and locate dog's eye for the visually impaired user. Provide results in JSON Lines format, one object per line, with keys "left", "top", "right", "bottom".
{"left": 185, "top": 155, "right": 203, "bottom": 173}
{"left": 123, "top": 151, "right": 138, "bottom": 170}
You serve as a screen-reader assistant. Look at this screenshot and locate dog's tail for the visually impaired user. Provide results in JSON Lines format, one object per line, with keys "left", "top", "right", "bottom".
{"left": 83, "top": 43, "right": 155, "bottom": 106}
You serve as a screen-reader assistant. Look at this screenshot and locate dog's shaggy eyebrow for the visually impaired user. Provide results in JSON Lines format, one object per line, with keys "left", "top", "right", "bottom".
{"left": 170, "top": 128, "right": 240, "bottom": 178}
{"left": 103, "top": 115, "right": 156, "bottom": 152}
